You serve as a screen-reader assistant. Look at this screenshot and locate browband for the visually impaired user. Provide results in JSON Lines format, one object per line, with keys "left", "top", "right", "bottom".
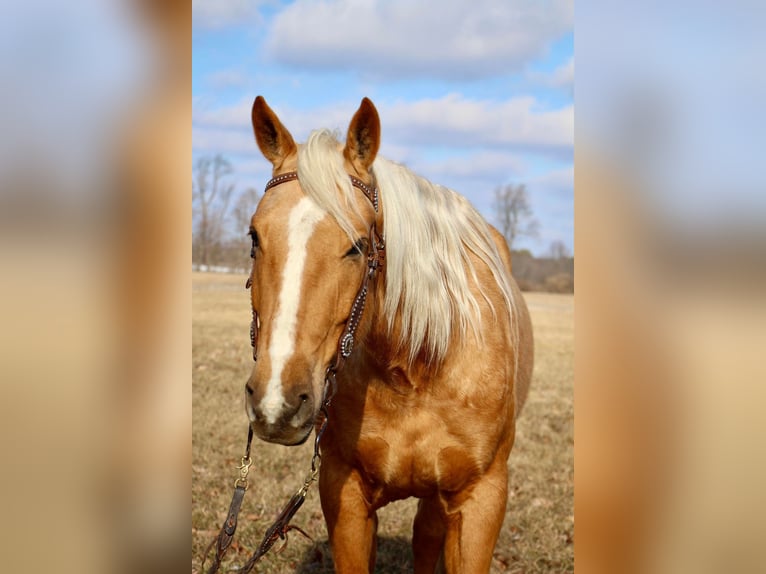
{"left": 264, "top": 171, "right": 379, "bottom": 213}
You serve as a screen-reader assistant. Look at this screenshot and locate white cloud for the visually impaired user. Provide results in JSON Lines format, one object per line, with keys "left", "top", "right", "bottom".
{"left": 411, "top": 151, "right": 526, "bottom": 184}
{"left": 550, "top": 57, "right": 575, "bottom": 87}
{"left": 529, "top": 166, "right": 574, "bottom": 196}
{"left": 192, "top": 98, "right": 250, "bottom": 129}
{"left": 192, "top": 0, "right": 268, "bottom": 30}
{"left": 204, "top": 69, "right": 248, "bottom": 90}
{"left": 193, "top": 94, "right": 573, "bottom": 156}
{"left": 192, "top": 126, "right": 255, "bottom": 156}
{"left": 193, "top": 97, "right": 347, "bottom": 136}
{"left": 265, "top": 0, "right": 573, "bottom": 80}
{"left": 527, "top": 56, "right": 574, "bottom": 90}
{"left": 383, "top": 94, "right": 573, "bottom": 152}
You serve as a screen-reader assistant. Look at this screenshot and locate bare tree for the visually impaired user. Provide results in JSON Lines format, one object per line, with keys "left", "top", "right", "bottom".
{"left": 232, "top": 187, "right": 261, "bottom": 235}
{"left": 548, "top": 239, "right": 571, "bottom": 260}
{"left": 226, "top": 186, "right": 262, "bottom": 266}
{"left": 492, "top": 183, "right": 540, "bottom": 250}
{"left": 192, "top": 154, "right": 235, "bottom": 265}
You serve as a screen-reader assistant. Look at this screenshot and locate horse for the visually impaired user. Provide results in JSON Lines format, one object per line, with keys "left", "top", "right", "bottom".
{"left": 244, "top": 96, "right": 533, "bottom": 573}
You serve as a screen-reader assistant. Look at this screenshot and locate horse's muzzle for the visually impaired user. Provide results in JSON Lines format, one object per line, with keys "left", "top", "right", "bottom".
{"left": 246, "top": 388, "right": 315, "bottom": 446}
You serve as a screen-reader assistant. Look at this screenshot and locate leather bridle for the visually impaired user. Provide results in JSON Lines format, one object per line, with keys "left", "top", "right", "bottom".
{"left": 202, "top": 170, "right": 384, "bottom": 574}
{"left": 248, "top": 171, "right": 384, "bottom": 366}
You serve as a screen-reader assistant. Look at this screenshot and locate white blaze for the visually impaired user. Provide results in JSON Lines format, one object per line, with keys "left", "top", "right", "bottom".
{"left": 259, "top": 197, "right": 326, "bottom": 424}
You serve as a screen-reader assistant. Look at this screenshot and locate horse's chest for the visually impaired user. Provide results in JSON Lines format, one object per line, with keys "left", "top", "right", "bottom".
{"left": 329, "top": 369, "right": 504, "bottom": 502}
{"left": 352, "top": 415, "right": 484, "bottom": 501}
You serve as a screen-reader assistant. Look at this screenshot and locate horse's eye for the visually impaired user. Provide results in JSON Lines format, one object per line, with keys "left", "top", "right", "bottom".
{"left": 345, "top": 238, "right": 366, "bottom": 257}
{"left": 249, "top": 230, "right": 259, "bottom": 258}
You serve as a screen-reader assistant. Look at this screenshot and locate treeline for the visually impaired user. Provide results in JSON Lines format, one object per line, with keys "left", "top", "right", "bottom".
{"left": 192, "top": 154, "right": 260, "bottom": 272}
{"left": 493, "top": 183, "right": 573, "bottom": 293}
{"left": 511, "top": 250, "right": 574, "bottom": 293}
{"left": 192, "top": 242, "right": 575, "bottom": 294}
{"left": 192, "top": 238, "right": 251, "bottom": 272}
{"left": 192, "top": 155, "right": 573, "bottom": 292}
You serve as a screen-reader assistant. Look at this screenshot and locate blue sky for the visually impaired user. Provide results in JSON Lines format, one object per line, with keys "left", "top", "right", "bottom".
{"left": 192, "top": 0, "right": 573, "bottom": 255}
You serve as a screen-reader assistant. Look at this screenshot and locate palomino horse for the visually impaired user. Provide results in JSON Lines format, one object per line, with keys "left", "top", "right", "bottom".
{"left": 245, "top": 96, "right": 533, "bottom": 573}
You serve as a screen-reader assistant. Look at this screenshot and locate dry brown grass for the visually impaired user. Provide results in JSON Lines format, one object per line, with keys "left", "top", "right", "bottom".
{"left": 192, "top": 272, "right": 573, "bottom": 573}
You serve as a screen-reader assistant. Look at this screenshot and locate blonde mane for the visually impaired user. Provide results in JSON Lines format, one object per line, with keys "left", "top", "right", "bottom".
{"left": 297, "top": 129, "right": 517, "bottom": 365}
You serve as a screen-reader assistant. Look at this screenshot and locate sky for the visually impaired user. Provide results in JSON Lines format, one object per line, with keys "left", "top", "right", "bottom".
{"left": 192, "top": 0, "right": 574, "bottom": 256}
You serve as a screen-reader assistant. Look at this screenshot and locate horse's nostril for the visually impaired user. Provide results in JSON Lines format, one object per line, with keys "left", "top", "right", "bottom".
{"left": 245, "top": 384, "right": 254, "bottom": 396}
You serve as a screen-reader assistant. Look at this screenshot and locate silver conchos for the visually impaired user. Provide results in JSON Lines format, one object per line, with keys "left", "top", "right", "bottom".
{"left": 340, "top": 333, "right": 355, "bottom": 358}
{"left": 250, "top": 314, "right": 258, "bottom": 362}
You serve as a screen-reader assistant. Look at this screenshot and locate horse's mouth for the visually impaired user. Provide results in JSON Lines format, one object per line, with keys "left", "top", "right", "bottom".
{"left": 252, "top": 419, "right": 314, "bottom": 446}
{"left": 291, "top": 426, "right": 313, "bottom": 446}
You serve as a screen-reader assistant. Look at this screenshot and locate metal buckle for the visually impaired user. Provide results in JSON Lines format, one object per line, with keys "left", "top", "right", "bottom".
{"left": 234, "top": 456, "right": 253, "bottom": 489}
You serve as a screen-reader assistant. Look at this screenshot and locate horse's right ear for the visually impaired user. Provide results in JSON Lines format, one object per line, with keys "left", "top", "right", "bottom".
{"left": 251, "top": 96, "right": 297, "bottom": 168}
{"left": 344, "top": 97, "right": 380, "bottom": 176}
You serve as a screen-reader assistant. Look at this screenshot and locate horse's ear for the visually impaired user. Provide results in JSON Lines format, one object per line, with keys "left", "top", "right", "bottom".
{"left": 344, "top": 98, "right": 380, "bottom": 175}
{"left": 251, "top": 96, "right": 297, "bottom": 167}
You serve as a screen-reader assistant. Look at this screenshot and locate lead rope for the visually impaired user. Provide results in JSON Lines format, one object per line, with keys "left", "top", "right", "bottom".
{"left": 200, "top": 171, "right": 383, "bottom": 573}
{"left": 200, "top": 428, "right": 253, "bottom": 574}
{"left": 201, "top": 383, "right": 333, "bottom": 574}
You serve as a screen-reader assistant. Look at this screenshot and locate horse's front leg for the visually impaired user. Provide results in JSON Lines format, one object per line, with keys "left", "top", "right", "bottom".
{"left": 413, "top": 495, "right": 447, "bottom": 573}
{"left": 441, "top": 459, "right": 509, "bottom": 574}
{"left": 318, "top": 460, "right": 378, "bottom": 573}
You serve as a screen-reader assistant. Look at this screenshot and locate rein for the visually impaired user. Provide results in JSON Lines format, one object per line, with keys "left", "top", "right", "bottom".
{"left": 201, "top": 171, "right": 384, "bottom": 574}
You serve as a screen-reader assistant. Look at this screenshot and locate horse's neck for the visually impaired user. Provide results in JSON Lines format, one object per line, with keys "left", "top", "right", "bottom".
{"left": 359, "top": 278, "right": 426, "bottom": 378}
{"left": 361, "top": 279, "right": 396, "bottom": 365}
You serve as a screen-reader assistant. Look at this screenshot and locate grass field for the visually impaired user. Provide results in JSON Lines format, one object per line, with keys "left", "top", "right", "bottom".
{"left": 192, "top": 272, "right": 573, "bottom": 573}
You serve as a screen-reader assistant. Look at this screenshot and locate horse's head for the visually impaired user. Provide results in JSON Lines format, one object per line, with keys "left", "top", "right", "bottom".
{"left": 244, "top": 96, "right": 381, "bottom": 445}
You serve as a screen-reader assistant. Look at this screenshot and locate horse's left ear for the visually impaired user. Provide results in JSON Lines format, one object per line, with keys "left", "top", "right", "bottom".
{"left": 344, "top": 98, "right": 380, "bottom": 175}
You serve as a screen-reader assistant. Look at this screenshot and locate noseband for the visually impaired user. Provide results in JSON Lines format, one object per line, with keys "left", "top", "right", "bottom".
{"left": 203, "top": 171, "right": 384, "bottom": 574}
